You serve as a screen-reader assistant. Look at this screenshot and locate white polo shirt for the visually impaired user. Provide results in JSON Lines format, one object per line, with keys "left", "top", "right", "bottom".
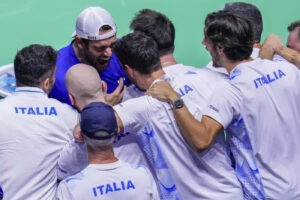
{"left": 0, "top": 87, "right": 78, "bottom": 200}
{"left": 114, "top": 69, "right": 243, "bottom": 200}
{"left": 117, "top": 63, "right": 202, "bottom": 193}
{"left": 57, "top": 160, "right": 159, "bottom": 200}
{"left": 203, "top": 58, "right": 300, "bottom": 199}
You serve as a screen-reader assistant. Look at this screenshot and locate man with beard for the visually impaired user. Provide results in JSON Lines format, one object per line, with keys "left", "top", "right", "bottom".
{"left": 59, "top": 32, "right": 243, "bottom": 200}
{"left": 50, "top": 6, "right": 130, "bottom": 106}
{"left": 112, "top": 32, "right": 243, "bottom": 200}
{"left": 0, "top": 44, "right": 79, "bottom": 199}
{"left": 206, "top": 2, "right": 263, "bottom": 75}
{"left": 147, "top": 11, "right": 300, "bottom": 199}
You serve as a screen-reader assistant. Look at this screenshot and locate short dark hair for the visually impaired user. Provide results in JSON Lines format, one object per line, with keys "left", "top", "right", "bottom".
{"left": 204, "top": 11, "right": 254, "bottom": 62}
{"left": 288, "top": 20, "right": 300, "bottom": 39}
{"left": 130, "top": 9, "right": 175, "bottom": 56}
{"left": 113, "top": 32, "right": 161, "bottom": 75}
{"left": 14, "top": 44, "right": 57, "bottom": 87}
{"left": 223, "top": 2, "right": 263, "bottom": 43}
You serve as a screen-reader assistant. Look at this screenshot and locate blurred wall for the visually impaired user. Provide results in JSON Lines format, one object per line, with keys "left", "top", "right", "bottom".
{"left": 0, "top": 0, "right": 299, "bottom": 67}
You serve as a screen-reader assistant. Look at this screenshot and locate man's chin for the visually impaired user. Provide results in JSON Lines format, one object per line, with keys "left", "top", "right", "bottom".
{"left": 95, "top": 61, "right": 109, "bottom": 72}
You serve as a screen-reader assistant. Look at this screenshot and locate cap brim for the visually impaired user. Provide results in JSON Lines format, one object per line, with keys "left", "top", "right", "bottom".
{"left": 72, "top": 31, "right": 77, "bottom": 38}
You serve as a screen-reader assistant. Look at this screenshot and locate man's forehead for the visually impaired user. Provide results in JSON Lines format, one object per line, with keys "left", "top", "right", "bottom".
{"left": 89, "top": 35, "right": 117, "bottom": 46}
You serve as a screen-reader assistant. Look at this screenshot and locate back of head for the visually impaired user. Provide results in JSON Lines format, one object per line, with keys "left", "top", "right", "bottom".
{"left": 130, "top": 9, "right": 175, "bottom": 56}
{"left": 223, "top": 2, "right": 263, "bottom": 43}
{"left": 113, "top": 31, "right": 161, "bottom": 75}
{"left": 65, "top": 63, "right": 103, "bottom": 101}
{"left": 204, "top": 10, "right": 254, "bottom": 62}
{"left": 80, "top": 102, "right": 117, "bottom": 151}
{"left": 14, "top": 44, "right": 57, "bottom": 87}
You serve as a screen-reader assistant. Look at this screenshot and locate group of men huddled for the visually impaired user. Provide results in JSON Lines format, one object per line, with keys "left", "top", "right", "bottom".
{"left": 0, "top": 2, "right": 300, "bottom": 200}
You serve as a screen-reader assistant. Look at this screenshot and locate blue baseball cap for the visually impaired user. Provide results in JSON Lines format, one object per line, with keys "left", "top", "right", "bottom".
{"left": 80, "top": 102, "right": 117, "bottom": 140}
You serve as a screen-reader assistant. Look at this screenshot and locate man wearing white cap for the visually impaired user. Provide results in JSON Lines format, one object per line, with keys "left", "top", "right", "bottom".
{"left": 50, "top": 6, "right": 130, "bottom": 106}
{"left": 57, "top": 102, "right": 159, "bottom": 200}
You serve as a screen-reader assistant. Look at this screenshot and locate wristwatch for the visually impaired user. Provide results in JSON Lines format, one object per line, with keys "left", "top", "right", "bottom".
{"left": 171, "top": 98, "right": 184, "bottom": 109}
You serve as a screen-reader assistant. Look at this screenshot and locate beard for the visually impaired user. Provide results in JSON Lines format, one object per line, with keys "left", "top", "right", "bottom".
{"left": 132, "top": 81, "right": 146, "bottom": 92}
{"left": 211, "top": 50, "right": 223, "bottom": 68}
{"left": 82, "top": 48, "right": 110, "bottom": 73}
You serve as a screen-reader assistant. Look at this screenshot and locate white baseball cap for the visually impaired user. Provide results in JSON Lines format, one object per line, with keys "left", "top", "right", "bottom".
{"left": 72, "top": 6, "right": 117, "bottom": 40}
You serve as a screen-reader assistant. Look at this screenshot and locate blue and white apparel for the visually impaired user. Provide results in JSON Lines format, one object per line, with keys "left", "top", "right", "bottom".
{"left": 114, "top": 69, "right": 244, "bottom": 200}
{"left": 204, "top": 58, "right": 300, "bottom": 199}
{"left": 0, "top": 87, "right": 78, "bottom": 200}
{"left": 57, "top": 160, "right": 159, "bottom": 200}
{"left": 122, "top": 63, "right": 200, "bottom": 102}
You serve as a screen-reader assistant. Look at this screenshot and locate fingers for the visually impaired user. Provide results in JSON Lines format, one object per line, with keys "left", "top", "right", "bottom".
{"left": 120, "top": 85, "right": 127, "bottom": 98}
{"left": 276, "top": 48, "right": 294, "bottom": 62}
{"left": 146, "top": 81, "right": 178, "bottom": 103}
{"left": 104, "top": 78, "right": 126, "bottom": 106}
{"left": 113, "top": 78, "right": 124, "bottom": 94}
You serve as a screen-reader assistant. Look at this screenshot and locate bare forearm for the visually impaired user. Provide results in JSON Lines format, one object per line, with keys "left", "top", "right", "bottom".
{"left": 172, "top": 105, "right": 215, "bottom": 151}
{"left": 276, "top": 47, "right": 300, "bottom": 70}
{"left": 260, "top": 33, "right": 284, "bottom": 60}
{"left": 147, "top": 81, "right": 222, "bottom": 151}
{"left": 260, "top": 44, "right": 276, "bottom": 60}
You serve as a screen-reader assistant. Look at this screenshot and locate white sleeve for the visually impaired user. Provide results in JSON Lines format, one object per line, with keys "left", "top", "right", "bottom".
{"left": 57, "top": 140, "right": 88, "bottom": 180}
{"left": 62, "top": 105, "right": 80, "bottom": 137}
{"left": 57, "top": 181, "right": 75, "bottom": 200}
{"left": 114, "top": 96, "right": 151, "bottom": 134}
{"left": 203, "top": 81, "right": 242, "bottom": 129}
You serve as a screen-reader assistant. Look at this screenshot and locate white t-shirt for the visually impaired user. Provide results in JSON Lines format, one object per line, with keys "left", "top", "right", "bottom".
{"left": 0, "top": 87, "right": 78, "bottom": 200}
{"left": 57, "top": 160, "right": 159, "bottom": 200}
{"left": 203, "top": 58, "right": 300, "bottom": 199}
{"left": 114, "top": 70, "right": 243, "bottom": 200}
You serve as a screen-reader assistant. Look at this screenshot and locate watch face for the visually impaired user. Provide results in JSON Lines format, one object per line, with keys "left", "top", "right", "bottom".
{"left": 173, "top": 98, "right": 184, "bottom": 109}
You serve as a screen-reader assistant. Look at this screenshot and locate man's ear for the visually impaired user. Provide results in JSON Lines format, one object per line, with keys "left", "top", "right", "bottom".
{"left": 216, "top": 44, "right": 224, "bottom": 55}
{"left": 124, "top": 64, "right": 134, "bottom": 77}
{"left": 69, "top": 93, "right": 76, "bottom": 106}
{"left": 41, "top": 77, "right": 50, "bottom": 94}
{"left": 75, "top": 36, "right": 84, "bottom": 49}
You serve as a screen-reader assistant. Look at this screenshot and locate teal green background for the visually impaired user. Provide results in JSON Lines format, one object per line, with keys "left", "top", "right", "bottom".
{"left": 1, "top": 0, "right": 299, "bottom": 68}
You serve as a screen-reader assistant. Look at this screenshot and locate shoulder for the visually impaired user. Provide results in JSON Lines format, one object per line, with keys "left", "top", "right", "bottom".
{"left": 47, "top": 98, "right": 78, "bottom": 118}
{"left": 120, "top": 160, "right": 152, "bottom": 176}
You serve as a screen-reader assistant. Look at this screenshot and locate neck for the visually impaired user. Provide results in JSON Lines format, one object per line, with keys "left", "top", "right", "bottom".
{"left": 88, "top": 147, "right": 118, "bottom": 164}
{"left": 142, "top": 69, "right": 166, "bottom": 89}
{"left": 78, "top": 96, "right": 106, "bottom": 111}
{"left": 225, "top": 57, "right": 254, "bottom": 73}
{"left": 160, "top": 53, "right": 178, "bottom": 68}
